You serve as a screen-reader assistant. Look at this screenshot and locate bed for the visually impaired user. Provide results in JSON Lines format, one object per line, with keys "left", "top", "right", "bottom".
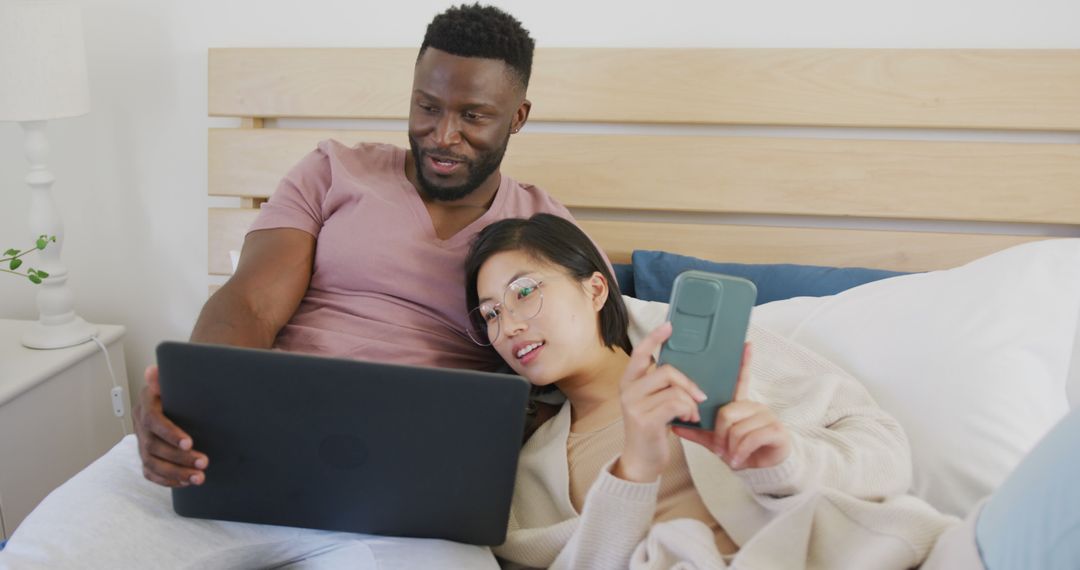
{"left": 3, "top": 47, "right": 1078, "bottom": 565}
{"left": 208, "top": 45, "right": 1080, "bottom": 516}
{"left": 207, "top": 47, "right": 1080, "bottom": 521}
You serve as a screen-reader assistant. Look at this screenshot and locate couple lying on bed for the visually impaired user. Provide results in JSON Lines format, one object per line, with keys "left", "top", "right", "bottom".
{"left": 4, "top": 213, "right": 1076, "bottom": 569}
{"left": 3, "top": 3, "right": 1077, "bottom": 568}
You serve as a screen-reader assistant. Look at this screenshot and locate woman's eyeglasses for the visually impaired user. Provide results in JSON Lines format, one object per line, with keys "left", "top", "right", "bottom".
{"left": 467, "top": 277, "right": 544, "bottom": 346}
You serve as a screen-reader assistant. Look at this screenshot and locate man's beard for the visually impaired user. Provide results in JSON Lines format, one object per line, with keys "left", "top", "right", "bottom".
{"left": 408, "top": 132, "right": 510, "bottom": 202}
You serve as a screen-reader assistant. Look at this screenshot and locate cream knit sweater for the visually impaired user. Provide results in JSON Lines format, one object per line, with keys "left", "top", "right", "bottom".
{"left": 493, "top": 299, "right": 974, "bottom": 570}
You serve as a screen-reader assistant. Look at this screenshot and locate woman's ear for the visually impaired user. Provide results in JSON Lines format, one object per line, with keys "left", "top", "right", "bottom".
{"left": 585, "top": 272, "right": 609, "bottom": 312}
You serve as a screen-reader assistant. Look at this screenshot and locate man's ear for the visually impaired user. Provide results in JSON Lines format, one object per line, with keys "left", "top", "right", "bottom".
{"left": 585, "top": 271, "right": 609, "bottom": 312}
{"left": 511, "top": 99, "right": 531, "bottom": 134}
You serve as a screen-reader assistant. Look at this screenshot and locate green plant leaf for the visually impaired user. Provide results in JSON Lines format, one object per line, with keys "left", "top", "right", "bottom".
{"left": 35, "top": 269, "right": 49, "bottom": 278}
{"left": 29, "top": 274, "right": 42, "bottom": 284}
{"left": 9, "top": 258, "right": 22, "bottom": 271}
{"left": 36, "top": 237, "right": 47, "bottom": 249}
{"left": 3, "top": 248, "right": 18, "bottom": 257}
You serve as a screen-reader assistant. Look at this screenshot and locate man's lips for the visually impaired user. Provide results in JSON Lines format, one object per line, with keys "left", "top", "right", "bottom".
{"left": 425, "top": 152, "right": 467, "bottom": 176}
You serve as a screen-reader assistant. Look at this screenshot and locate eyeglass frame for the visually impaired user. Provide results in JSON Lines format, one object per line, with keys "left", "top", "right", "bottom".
{"left": 466, "top": 276, "right": 546, "bottom": 346}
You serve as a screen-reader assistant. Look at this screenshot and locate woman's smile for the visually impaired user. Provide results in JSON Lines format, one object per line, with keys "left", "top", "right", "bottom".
{"left": 513, "top": 340, "right": 546, "bottom": 363}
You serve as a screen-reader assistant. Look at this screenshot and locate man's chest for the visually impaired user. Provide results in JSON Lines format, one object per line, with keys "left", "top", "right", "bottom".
{"left": 310, "top": 192, "right": 471, "bottom": 306}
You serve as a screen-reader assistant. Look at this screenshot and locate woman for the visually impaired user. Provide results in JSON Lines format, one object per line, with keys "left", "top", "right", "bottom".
{"left": 463, "top": 213, "right": 1079, "bottom": 570}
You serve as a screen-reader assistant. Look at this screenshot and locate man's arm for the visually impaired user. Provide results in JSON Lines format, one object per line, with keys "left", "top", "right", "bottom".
{"left": 191, "top": 228, "right": 315, "bottom": 346}
{"left": 134, "top": 228, "right": 316, "bottom": 487}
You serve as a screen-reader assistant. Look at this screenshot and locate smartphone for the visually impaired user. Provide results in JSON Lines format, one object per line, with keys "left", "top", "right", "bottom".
{"left": 657, "top": 270, "right": 757, "bottom": 430}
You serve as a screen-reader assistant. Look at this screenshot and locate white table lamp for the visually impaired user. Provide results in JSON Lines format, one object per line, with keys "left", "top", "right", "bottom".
{"left": 0, "top": 1, "right": 97, "bottom": 348}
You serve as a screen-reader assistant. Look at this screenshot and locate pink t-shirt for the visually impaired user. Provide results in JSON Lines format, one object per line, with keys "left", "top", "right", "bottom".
{"left": 247, "top": 140, "right": 577, "bottom": 371}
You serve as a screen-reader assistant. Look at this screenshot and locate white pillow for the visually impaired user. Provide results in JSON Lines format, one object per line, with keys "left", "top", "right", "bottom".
{"left": 751, "top": 238, "right": 1080, "bottom": 517}
{"left": 1069, "top": 298, "right": 1080, "bottom": 406}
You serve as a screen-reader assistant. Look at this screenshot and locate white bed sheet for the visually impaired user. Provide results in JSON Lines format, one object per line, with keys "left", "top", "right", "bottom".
{"left": 0, "top": 436, "right": 499, "bottom": 570}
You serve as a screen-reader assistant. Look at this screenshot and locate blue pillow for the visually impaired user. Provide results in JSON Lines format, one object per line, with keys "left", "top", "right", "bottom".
{"left": 612, "top": 262, "right": 635, "bottom": 298}
{"left": 631, "top": 250, "right": 908, "bottom": 305}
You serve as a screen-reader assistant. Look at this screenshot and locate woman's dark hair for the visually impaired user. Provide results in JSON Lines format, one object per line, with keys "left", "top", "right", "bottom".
{"left": 465, "top": 214, "right": 632, "bottom": 354}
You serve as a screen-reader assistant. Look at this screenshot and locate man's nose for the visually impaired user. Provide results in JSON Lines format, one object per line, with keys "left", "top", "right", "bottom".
{"left": 433, "top": 113, "right": 463, "bottom": 147}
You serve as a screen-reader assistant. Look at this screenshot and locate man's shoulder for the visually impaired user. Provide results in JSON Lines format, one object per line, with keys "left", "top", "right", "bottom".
{"left": 501, "top": 176, "right": 573, "bottom": 218}
{"left": 316, "top": 139, "right": 404, "bottom": 161}
{"left": 300, "top": 139, "right": 406, "bottom": 185}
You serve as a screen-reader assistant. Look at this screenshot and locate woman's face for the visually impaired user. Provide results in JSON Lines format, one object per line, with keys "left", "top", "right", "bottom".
{"left": 475, "top": 250, "right": 606, "bottom": 386}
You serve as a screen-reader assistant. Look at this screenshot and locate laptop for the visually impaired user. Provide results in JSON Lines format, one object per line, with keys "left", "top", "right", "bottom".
{"left": 155, "top": 341, "right": 530, "bottom": 546}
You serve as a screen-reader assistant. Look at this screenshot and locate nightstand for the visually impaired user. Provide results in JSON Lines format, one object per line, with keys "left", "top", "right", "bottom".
{"left": 0, "top": 319, "right": 131, "bottom": 539}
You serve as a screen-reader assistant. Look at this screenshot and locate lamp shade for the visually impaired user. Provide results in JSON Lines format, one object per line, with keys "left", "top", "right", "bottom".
{"left": 0, "top": 1, "right": 90, "bottom": 121}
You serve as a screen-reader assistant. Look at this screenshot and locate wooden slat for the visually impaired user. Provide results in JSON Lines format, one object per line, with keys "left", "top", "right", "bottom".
{"left": 210, "top": 48, "right": 415, "bottom": 120}
{"left": 533, "top": 49, "right": 1080, "bottom": 130}
{"left": 208, "top": 129, "right": 406, "bottom": 197}
{"left": 578, "top": 220, "right": 1047, "bottom": 272}
{"left": 208, "top": 207, "right": 260, "bottom": 274}
{"left": 209, "top": 205, "right": 1046, "bottom": 275}
{"left": 234, "top": 117, "right": 267, "bottom": 207}
{"left": 514, "top": 135, "right": 1080, "bottom": 225}
{"left": 210, "top": 128, "right": 1080, "bottom": 225}
{"left": 209, "top": 48, "right": 1080, "bottom": 130}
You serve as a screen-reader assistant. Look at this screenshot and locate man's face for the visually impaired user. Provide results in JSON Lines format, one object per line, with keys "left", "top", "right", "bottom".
{"left": 408, "top": 48, "right": 529, "bottom": 202}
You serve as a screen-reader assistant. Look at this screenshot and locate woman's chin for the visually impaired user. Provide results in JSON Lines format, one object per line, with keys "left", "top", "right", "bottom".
{"left": 503, "top": 354, "right": 561, "bottom": 387}
{"left": 520, "top": 369, "right": 559, "bottom": 388}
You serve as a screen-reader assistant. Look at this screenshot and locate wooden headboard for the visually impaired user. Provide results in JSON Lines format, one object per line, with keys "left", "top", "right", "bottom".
{"left": 207, "top": 48, "right": 1080, "bottom": 286}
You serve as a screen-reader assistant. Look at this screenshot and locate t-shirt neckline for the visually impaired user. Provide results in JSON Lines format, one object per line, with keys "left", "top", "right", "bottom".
{"left": 395, "top": 147, "right": 510, "bottom": 247}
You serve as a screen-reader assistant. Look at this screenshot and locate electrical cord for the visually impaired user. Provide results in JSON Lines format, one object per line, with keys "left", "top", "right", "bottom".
{"left": 89, "top": 334, "right": 131, "bottom": 436}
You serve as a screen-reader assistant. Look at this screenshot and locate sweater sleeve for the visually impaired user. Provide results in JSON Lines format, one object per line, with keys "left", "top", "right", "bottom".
{"left": 734, "top": 377, "right": 911, "bottom": 498}
{"left": 732, "top": 332, "right": 914, "bottom": 500}
{"left": 548, "top": 461, "right": 659, "bottom": 570}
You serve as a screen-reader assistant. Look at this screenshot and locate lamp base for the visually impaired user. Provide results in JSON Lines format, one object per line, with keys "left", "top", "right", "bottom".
{"left": 22, "top": 316, "right": 98, "bottom": 349}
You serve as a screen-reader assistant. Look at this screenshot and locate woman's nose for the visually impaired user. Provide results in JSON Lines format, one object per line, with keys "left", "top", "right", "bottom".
{"left": 501, "top": 310, "right": 528, "bottom": 336}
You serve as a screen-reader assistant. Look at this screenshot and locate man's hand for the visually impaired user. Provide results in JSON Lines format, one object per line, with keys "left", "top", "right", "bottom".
{"left": 133, "top": 365, "right": 208, "bottom": 487}
{"left": 613, "top": 322, "right": 707, "bottom": 483}
{"left": 138, "top": 229, "right": 313, "bottom": 488}
{"left": 673, "top": 344, "right": 792, "bottom": 470}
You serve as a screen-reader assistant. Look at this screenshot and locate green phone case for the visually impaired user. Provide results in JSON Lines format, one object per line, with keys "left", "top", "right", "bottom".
{"left": 658, "top": 270, "right": 757, "bottom": 430}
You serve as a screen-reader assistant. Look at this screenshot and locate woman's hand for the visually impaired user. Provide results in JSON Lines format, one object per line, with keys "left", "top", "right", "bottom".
{"left": 613, "top": 322, "right": 708, "bottom": 483}
{"left": 673, "top": 344, "right": 793, "bottom": 470}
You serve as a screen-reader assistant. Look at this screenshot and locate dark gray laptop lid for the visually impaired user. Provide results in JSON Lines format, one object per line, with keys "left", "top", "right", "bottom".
{"left": 156, "top": 341, "right": 529, "bottom": 546}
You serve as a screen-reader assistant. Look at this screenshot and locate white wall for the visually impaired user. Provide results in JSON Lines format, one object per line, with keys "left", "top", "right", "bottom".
{"left": 1, "top": 0, "right": 1079, "bottom": 399}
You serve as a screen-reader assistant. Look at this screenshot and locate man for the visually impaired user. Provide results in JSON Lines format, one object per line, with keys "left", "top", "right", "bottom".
{"left": 138, "top": 3, "right": 575, "bottom": 489}
{"left": 1, "top": 5, "right": 581, "bottom": 568}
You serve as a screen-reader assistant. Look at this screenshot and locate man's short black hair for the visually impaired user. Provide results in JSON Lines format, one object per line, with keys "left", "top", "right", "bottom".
{"left": 419, "top": 3, "right": 535, "bottom": 90}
